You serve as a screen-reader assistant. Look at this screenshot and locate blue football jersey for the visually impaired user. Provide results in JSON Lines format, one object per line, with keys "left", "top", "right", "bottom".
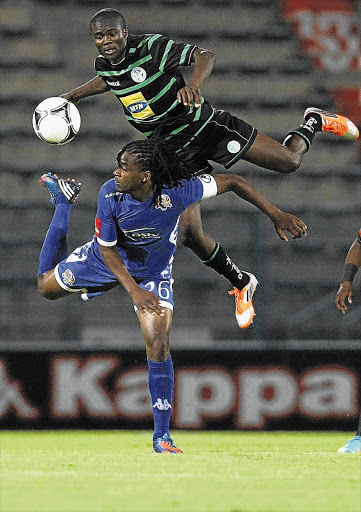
{"left": 91, "top": 175, "right": 216, "bottom": 280}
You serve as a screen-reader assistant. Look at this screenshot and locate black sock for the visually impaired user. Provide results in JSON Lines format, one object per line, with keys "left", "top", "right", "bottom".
{"left": 201, "top": 242, "right": 250, "bottom": 289}
{"left": 284, "top": 112, "right": 322, "bottom": 151}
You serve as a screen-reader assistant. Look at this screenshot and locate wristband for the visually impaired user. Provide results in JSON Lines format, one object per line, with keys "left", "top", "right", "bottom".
{"left": 342, "top": 263, "right": 358, "bottom": 283}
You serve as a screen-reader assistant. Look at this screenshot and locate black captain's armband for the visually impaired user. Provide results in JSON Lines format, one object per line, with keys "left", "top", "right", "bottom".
{"left": 342, "top": 263, "right": 358, "bottom": 283}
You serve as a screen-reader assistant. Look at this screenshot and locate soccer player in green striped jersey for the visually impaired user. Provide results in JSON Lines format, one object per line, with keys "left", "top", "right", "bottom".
{"left": 61, "top": 8, "right": 357, "bottom": 327}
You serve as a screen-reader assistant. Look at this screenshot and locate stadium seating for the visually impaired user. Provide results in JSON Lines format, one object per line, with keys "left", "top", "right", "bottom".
{"left": 1, "top": 0, "right": 360, "bottom": 343}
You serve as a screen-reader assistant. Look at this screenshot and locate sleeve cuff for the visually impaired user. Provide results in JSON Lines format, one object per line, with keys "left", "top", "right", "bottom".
{"left": 198, "top": 174, "right": 218, "bottom": 199}
{"left": 97, "top": 237, "right": 117, "bottom": 247}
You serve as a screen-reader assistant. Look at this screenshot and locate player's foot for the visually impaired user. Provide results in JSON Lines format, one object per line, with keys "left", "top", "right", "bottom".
{"left": 39, "top": 172, "right": 81, "bottom": 204}
{"left": 152, "top": 434, "right": 183, "bottom": 454}
{"left": 304, "top": 107, "right": 359, "bottom": 140}
{"left": 337, "top": 435, "right": 361, "bottom": 454}
{"left": 228, "top": 272, "right": 258, "bottom": 329}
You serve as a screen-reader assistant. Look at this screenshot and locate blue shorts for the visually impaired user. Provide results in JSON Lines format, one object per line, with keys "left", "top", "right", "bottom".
{"left": 55, "top": 242, "right": 174, "bottom": 311}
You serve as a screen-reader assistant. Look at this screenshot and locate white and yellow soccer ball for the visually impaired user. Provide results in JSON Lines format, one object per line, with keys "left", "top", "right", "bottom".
{"left": 32, "top": 97, "right": 81, "bottom": 144}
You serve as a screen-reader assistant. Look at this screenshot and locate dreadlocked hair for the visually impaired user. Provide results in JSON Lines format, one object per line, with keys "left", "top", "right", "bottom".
{"left": 117, "top": 138, "right": 196, "bottom": 205}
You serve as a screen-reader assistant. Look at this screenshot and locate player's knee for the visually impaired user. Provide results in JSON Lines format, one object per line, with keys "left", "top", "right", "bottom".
{"left": 37, "top": 276, "right": 57, "bottom": 300}
{"left": 178, "top": 224, "right": 201, "bottom": 248}
{"left": 278, "top": 153, "right": 302, "bottom": 174}
{"left": 37, "top": 287, "right": 57, "bottom": 300}
{"left": 37, "top": 276, "right": 47, "bottom": 297}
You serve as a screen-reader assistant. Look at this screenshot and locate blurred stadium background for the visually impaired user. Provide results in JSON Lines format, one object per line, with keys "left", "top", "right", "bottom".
{"left": 0, "top": 0, "right": 360, "bottom": 430}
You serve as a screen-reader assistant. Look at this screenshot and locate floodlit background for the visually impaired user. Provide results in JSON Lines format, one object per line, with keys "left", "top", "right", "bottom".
{"left": 1, "top": 0, "right": 361, "bottom": 348}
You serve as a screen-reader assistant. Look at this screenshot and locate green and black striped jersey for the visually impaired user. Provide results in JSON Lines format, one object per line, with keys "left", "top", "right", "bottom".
{"left": 95, "top": 33, "right": 215, "bottom": 144}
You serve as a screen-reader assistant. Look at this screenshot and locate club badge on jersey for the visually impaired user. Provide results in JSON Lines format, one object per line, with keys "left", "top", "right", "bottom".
{"left": 62, "top": 269, "right": 75, "bottom": 286}
{"left": 227, "top": 140, "right": 241, "bottom": 154}
{"left": 155, "top": 194, "right": 172, "bottom": 211}
{"left": 131, "top": 66, "right": 147, "bottom": 83}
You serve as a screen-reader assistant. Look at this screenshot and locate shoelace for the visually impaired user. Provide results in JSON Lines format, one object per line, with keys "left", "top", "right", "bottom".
{"left": 59, "top": 179, "right": 81, "bottom": 202}
{"left": 228, "top": 287, "right": 251, "bottom": 314}
{"left": 159, "top": 442, "right": 182, "bottom": 453}
{"left": 160, "top": 441, "right": 176, "bottom": 450}
{"left": 323, "top": 117, "right": 347, "bottom": 136}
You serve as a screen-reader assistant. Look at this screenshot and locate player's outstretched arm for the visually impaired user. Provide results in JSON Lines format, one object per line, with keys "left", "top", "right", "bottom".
{"left": 98, "top": 244, "right": 165, "bottom": 316}
{"left": 212, "top": 173, "right": 307, "bottom": 241}
{"left": 177, "top": 47, "right": 215, "bottom": 107}
{"left": 61, "top": 76, "right": 110, "bottom": 104}
{"left": 336, "top": 238, "right": 361, "bottom": 314}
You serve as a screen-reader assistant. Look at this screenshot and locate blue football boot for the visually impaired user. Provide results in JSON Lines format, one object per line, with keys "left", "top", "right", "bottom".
{"left": 152, "top": 434, "right": 183, "bottom": 454}
{"left": 40, "top": 172, "right": 81, "bottom": 204}
{"left": 337, "top": 435, "right": 361, "bottom": 454}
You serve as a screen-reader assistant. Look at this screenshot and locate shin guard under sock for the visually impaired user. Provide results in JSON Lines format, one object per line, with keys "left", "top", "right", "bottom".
{"left": 201, "top": 242, "right": 250, "bottom": 289}
{"left": 38, "top": 195, "right": 72, "bottom": 276}
{"left": 284, "top": 112, "right": 322, "bottom": 151}
{"left": 148, "top": 356, "right": 174, "bottom": 442}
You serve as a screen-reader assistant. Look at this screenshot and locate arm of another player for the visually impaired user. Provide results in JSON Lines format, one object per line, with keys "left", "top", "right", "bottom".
{"left": 61, "top": 76, "right": 110, "bottom": 104}
{"left": 335, "top": 238, "right": 361, "bottom": 314}
{"left": 98, "top": 244, "right": 165, "bottom": 317}
{"left": 211, "top": 173, "right": 307, "bottom": 241}
{"left": 177, "top": 47, "right": 215, "bottom": 107}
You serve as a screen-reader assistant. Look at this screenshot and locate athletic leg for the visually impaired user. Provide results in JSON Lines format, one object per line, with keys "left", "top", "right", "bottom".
{"left": 138, "top": 306, "right": 172, "bottom": 363}
{"left": 179, "top": 202, "right": 251, "bottom": 290}
{"left": 175, "top": 112, "right": 323, "bottom": 281}
{"left": 37, "top": 270, "right": 71, "bottom": 300}
{"left": 137, "top": 308, "right": 182, "bottom": 453}
{"left": 244, "top": 108, "right": 359, "bottom": 173}
{"left": 243, "top": 131, "right": 307, "bottom": 173}
{"left": 37, "top": 198, "right": 74, "bottom": 299}
{"left": 37, "top": 174, "right": 81, "bottom": 300}
{"left": 179, "top": 202, "right": 258, "bottom": 327}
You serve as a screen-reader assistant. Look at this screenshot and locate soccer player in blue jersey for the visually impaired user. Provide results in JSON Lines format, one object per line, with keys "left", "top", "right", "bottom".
{"left": 335, "top": 232, "right": 361, "bottom": 454}
{"left": 59, "top": 8, "right": 358, "bottom": 326}
{"left": 37, "top": 138, "right": 306, "bottom": 453}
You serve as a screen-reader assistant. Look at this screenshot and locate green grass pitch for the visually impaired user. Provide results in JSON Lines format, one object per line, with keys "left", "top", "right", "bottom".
{"left": 1, "top": 430, "right": 359, "bottom": 512}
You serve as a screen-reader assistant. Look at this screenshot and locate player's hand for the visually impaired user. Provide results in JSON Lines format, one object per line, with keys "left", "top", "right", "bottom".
{"left": 177, "top": 84, "right": 202, "bottom": 107}
{"left": 335, "top": 281, "right": 354, "bottom": 314}
{"left": 273, "top": 212, "right": 307, "bottom": 241}
{"left": 132, "top": 288, "right": 165, "bottom": 317}
{"left": 59, "top": 93, "right": 79, "bottom": 105}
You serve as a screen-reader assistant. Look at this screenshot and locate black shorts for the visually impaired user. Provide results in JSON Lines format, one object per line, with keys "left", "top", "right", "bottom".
{"left": 176, "top": 109, "right": 258, "bottom": 173}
